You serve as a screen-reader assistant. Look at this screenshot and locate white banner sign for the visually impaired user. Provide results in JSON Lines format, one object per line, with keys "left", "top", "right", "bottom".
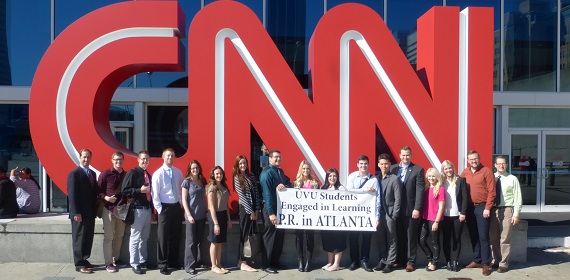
{"left": 276, "top": 188, "right": 377, "bottom": 231}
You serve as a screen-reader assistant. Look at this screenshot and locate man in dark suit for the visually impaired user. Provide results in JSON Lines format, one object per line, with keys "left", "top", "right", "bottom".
{"left": 390, "top": 146, "right": 424, "bottom": 272}
{"left": 67, "top": 148, "right": 98, "bottom": 274}
{"left": 374, "top": 153, "right": 401, "bottom": 273}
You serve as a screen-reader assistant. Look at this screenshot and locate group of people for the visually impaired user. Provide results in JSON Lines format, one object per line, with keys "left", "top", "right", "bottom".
{"left": 0, "top": 165, "right": 41, "bottom": 218}
{"left": 65, "top": 146, "right": 522, "bottom": 276}
{"left": 68, "top": 148, "right": 201, "bottom": 275}
{"left": 67, "top": 148, "right": 261, "bottom": 276}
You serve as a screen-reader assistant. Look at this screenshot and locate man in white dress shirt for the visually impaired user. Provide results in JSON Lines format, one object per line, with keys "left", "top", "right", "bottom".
{"left": 152, "top": 148, "right": 184, "bottom": 275}
{"left": 345, "top": 155, "right": 380, "bottom": 272}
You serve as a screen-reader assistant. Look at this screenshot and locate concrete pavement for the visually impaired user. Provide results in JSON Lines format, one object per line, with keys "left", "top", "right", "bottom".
{"left": 1, "top": 248, "right": 569, "bottom": 280}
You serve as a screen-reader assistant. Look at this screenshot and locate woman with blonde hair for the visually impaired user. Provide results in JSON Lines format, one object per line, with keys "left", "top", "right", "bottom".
{"left": 440, "top": 160, "right": 468, "bottom": 272}
{"left": 206, "top": 166, "right": 232, "bottom": 274}
{"left": 293, "top": 160, "right": 319, "bottom": 272}
{"left": 232, "top": 155, "right": 260, "bottom": 272}
{"left": 418, "top": 168, "right": 445, "bottom": 271}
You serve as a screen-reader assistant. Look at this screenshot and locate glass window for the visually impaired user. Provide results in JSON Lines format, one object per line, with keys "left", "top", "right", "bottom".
{"left": 446, "top": 0, "right": 500, "bottom": 91}
{"left": 205, "top": 0, "right": 263, "bottom": 22}
{"left": 6, "top": 0, "right": 50, "bottom": 86}
{"left": 0, "top": 104, "right": 36, "bottom": 168}
{"left": 386, "top": 0, "right": 443, "bottom": 69}
{"left": 54, "top": 0, "right": 126, "bottom": 36}
{"left": 267, "top": 0, "right": 324, "bottom": 83}
{"left": 0, "top": 104, "right": 47, "bottom": 209}
{"left": 509, "top": 108, "right": 570, "bottom": 128}
{"left": 327, "top": 0, "right": 384, "bottom": 16}
{"left": 49, "top": 181, "right": 68, "bottom": 213}
{"left": 560, "top": 1, "right": 570, "bottom": 92}
{"left": 147, "top": 106, "right": 187, "bottom": 157}
{"left": 109, "top": 104, "right": 134, "bottom": 122}
{"left": 503, "top": 0, "right": 557, "bottom": 91}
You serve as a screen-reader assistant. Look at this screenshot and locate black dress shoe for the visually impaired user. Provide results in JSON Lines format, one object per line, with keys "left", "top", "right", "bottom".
{"left": 453, "top": 261, "right": 460, "bottom": 272}
{"left": 274, "top": 263, "right": 288, "bottom": 270}
{"left": 132, "top": 266, "right": 142, "bottom": 274}
{"left": 186, "top": 268, "right": 196, "bottom": 274}
{"left": 374, "top": 262, "right": 386, "bottom": 271}
{"left": 348, "top": 262, "right": 360, "bottom": 271}
{"left": 304, "top": 259, "right": 311, "bottom": 272}
{"left": 446, "top": 261, "right": 453, "bottom": 271}
{"left": 382, "top": 264, "right": 393, "bottom": 273}
{"left": 169, "top": 264, "right": 182, "bottom": 270}
{"left": 264, "top": 267, "right": 278, "bottom": 274}
{"left": 160, "top": 267, "right": 170, "bottom": 275}
{"left": 139, "top": 262, "right": 147, "bottom": 269}
{"left": 361, "top": 261, "right": 373, "bottom": 272}
{"left": 298, "top": 259, "right": 304, "bottom": 272}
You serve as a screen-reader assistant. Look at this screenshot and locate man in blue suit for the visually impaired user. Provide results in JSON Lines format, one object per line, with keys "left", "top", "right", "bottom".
{"left": 390, "top": 146, "right": 425, "bottom": 272}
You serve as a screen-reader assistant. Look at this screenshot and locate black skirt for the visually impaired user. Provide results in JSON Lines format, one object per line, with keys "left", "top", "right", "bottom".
{"left": 321, "top": 230, "right": 347, "bottom": 253}
{"left": 208, "top": 210, "right": 228, "bottom": 243}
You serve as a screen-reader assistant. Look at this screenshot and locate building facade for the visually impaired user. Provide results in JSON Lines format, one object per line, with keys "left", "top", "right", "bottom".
{"left": 1, "top": 0, "right": 569, "bottom": 213}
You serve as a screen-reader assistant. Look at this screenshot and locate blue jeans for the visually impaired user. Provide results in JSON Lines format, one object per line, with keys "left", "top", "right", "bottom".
{"left": 468, "top": 204, "right": 491, "bottom": 265}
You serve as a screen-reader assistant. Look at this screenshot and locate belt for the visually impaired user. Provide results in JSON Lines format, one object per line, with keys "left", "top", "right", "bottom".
{"left": 473, "top": 203, "right": 485, "bottom": 206}
{"left": 493, "top": 206, "right": 512, "bottom": 209}
{"left": 133, "top": 205, "right": 149, "bottom": 209}
{"left": 162, "top": 202, "right": 179, "bottom": 207}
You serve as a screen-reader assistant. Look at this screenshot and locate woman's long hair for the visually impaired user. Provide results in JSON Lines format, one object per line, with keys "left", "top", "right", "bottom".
{"left": 232, "top": 155, "right": 251, "bottom": 192}
{"left": 21, "top": 167, "right": 40, "bottom": 190}
{"left": 321, "top": 168, "right": 341, "bottom": 190}
{"left": 185, "top": 160, "right": 207, "bottom": 186}
{"left": 425, "top": 167, "right": 442, "bottom": 198}
{"left": 440, "top": 160, "right": 459, "bottom": 185}
{"left": 294, "top": 160, "right": 319, "bottom": 189}
{"left": 208, "top": 165, "right": 228, "bottom": 193}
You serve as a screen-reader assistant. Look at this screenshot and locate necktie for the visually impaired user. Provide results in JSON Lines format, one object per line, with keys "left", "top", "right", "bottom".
{"left": 494, "top": 175, "right": 502, "bottom": 206}
{"left": 277, "top": 168, "right": 284, "bottom": 184}
{"left": 169, "top": 168, "right": 178, "bottom": 202}
{"left": 87, "top": 169, "right": 95, "bottom": 185}
{"left": 398, "top": 167, "right": 405, "bottom": 182}
{"left": 144, "top": 171, "right": 151, "bottom": 202}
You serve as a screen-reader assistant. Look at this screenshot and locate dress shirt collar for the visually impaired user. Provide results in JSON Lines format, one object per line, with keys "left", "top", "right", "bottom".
{"left": 80, "top": 165, "right": 89, "bottom": 174}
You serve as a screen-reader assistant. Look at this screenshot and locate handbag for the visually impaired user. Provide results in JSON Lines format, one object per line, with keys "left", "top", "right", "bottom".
{"left": 123, "top": 201, "right": 135, "bottom": 225}
{"left": 112, "top": 196, "right": 130, "bottom": 221}
{"left": 243, "top": 222, "right": 261, "bottom": 258}
{"left": 95, "top": 199, "right": 105, "bottom": 219}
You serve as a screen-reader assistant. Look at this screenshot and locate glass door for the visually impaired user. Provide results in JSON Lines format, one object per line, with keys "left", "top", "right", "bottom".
{"left": 510, "top": 132, "right": 540, "bottom": 212}
{"left": 542, "top": 132, "right": 570, "bottom": 211}
{"left": 510, "top": 131, "right": 570, "bottom": 212}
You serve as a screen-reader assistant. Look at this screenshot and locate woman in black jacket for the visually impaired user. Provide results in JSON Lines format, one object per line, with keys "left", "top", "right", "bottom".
{"left": 440, "top": 160, "right": 468, "bottom": 272}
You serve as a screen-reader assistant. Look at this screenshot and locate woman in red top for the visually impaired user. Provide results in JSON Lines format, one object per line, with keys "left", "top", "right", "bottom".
{"left": 419, "top": 168, "right": 445, "bottom": 271}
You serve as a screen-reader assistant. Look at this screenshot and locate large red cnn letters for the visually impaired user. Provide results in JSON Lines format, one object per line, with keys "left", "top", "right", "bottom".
{"left": 30, "top": 0, "right": 493, "bottom": 209}
{"left": 188, "top": 1, "right": 493, "bottom": 184}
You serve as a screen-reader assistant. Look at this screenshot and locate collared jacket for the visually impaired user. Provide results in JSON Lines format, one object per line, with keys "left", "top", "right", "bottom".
{"left": 121, "top": 166, "right": 153, "bottom": 208}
